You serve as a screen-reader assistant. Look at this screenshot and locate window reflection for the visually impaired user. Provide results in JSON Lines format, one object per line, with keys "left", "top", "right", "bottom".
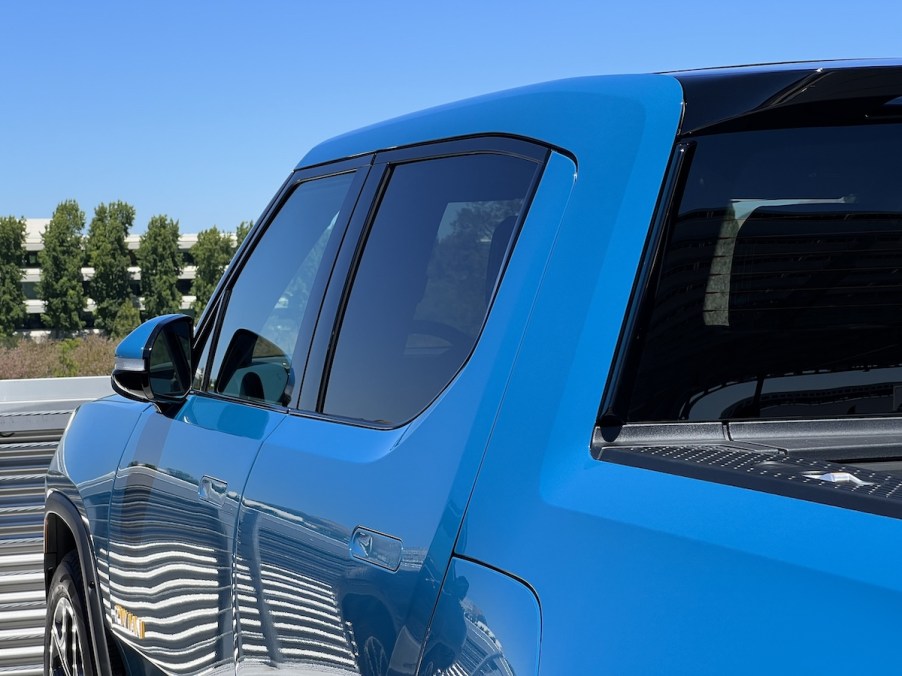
{"left": 205, "top": 173, "right": 355, "bottom": 406}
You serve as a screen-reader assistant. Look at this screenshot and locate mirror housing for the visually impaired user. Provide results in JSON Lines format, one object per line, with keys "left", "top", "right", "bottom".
{"left": 111, "top": 314, "right": 194, "bottom": 406}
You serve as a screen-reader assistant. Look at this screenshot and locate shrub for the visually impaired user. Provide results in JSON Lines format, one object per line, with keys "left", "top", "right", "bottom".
{"left": 0, "top": 335, "right": 117, "bottom": 380}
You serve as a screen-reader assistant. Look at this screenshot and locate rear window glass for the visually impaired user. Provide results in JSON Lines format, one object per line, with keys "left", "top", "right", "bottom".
{"left": 323, "top": 153, "right": 540, "bottom": 425}
{"left": 626, "top": 123, "right": 902, "bottom": 422}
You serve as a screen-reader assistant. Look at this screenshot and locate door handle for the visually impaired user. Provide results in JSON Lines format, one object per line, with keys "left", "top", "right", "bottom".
{"left": 199, "top": 475, "right": 228, "bottom": 506}
{"left": 350, "top": 527, "right": 402, "bottom": 571}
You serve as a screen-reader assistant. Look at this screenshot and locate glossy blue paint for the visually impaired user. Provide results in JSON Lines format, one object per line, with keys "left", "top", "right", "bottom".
{"left": 418, "top": 558, "right": 540, "bottom": 676}
{"left": 230, "top": 70, "right": 682, "bottom": 672}
{"left": 48, "top": 71, "right": 688, "bottom": 674}
{"left": 47, "top": 395, "right": 151, "bottom": 540}
{"left": 48, "top": 62, "right": 902, "bottom": 675}
{"left": 456, "top": 102, "right": 902, "bottom": 672}
{"left": 113, "top": 313, "right": 187, "bottom": 363}
{"left": 299, "top": 74, "right": 683, "bottom": 169}
{"left": 103, "top": 395, "right": 286, "bottom": 674}
{"left": 230, "top": 150, "right": 578, "bottom": 675}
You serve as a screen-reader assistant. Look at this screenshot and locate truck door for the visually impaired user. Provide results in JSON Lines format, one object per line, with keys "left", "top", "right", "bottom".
{"left": 232, "top": 139, "right": 549, "bottom": 675}
{"left": 104, "top": 161, "right": 368, "bottom": 674}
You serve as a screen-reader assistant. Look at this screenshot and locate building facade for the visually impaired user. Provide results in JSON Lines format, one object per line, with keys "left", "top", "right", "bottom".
{"left": 21, "top": 219, "right": 201, "bottom": 332}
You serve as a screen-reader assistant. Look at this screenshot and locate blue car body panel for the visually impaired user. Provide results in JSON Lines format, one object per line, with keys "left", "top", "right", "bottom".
{"left": 419, "top": 558, "right": 540, "bottom": 675}
{"left": 232, "top": 151, "right": 581, "bottom": 673}
{"left": 47, "top": 395, "right": 151, "bottom": 541}
{"left": 456, "top": 121, "right": 902, "bottom": 669}
{"left": 104, "top": 395, "right": 286, "bottom": 672}
{"left": 46, "top": 62, "right": 902, "bottom": 675}
{"left": 299, "top": 74, "right": 684, "bottom": 170}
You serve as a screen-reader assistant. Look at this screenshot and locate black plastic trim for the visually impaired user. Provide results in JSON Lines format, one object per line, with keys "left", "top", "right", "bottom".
{"left": 282, "top": 167, "right": 373, "bottom": 405}
{"left": 299, "top": 164, "right": 391, "bottom": 413}
{"left": 675, "top": 64, "right": 902, "bottom": 136}
{"left": 376, "top": 135, "right": 549, "bottom": 165}
{"left": 597, "top": 441, "right": 902, "bottom": 521}
{"left": 598, "top": 141, "right": 695, "bottom": 426}
{"left": 44, "top": 491, "right": 114, "bottom": 674}
{"left": 673, "top": 63, "right": 902, "bottom": 135}
{"left": 298, "top": 132, "right": 572, "bottom": 173}
{"left": 194, "top": 289, "right": 228, "bottom": 393}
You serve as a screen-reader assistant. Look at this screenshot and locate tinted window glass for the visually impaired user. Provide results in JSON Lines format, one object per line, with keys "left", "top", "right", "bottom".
{"left": 205, "top": 172, "right": 355, "bottom": 405}
{"left": 323, "top": 153, "right": 538, "bottom": 424}
{"left": 627, "top": 123, "right": 902, "bottom": 421}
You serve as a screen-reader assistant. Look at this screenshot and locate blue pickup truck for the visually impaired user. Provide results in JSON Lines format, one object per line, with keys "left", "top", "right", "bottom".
{"left": 44, "top": 60, "right": 902, "bottom": 675}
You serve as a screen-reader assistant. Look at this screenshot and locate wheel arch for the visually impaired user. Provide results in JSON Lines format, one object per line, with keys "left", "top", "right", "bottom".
{"left": 44, "top": 490, "right": 115, "bottom": 674}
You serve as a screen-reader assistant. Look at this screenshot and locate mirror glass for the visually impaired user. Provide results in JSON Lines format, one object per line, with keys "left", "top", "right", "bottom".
{"left": 148, "top": 316, "right": 192, "bottom": 400}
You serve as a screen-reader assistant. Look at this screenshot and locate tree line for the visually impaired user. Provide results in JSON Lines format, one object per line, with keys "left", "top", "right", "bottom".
{"left": 0, "top": 200, "right": 252, "bottom": 338}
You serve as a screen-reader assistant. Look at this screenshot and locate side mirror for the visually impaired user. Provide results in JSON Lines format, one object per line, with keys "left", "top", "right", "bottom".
{"left": 111, "top": 314, "right": 193, "bottom": 406}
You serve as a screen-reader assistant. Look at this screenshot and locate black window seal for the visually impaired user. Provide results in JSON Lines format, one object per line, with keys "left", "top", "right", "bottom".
{"left": 376, "top": 135, "right": 550, "bottom": 165}
{"left": 298, "top": 133, "right": 569, "bottom": 174}
{"left": 193, "top": 289, "right": 228, "bottom": 393}
{"left": 296, "top": 163, "right": 390, "bottom": 413}
{"left": 597, "top": 140, "right": 696, "bottom": 433}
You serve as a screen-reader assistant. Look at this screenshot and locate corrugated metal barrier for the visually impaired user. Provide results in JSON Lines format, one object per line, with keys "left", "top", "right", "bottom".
{"left": 0, "top": 377, "right": 112, "bottom": 675}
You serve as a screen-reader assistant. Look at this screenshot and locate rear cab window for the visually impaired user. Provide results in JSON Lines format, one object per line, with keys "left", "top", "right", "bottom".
{"left": 629, "top": 123, "right": 902, "bottom": 424}
{"left": 599, "top": 103, "right": 902, "bottom": 516}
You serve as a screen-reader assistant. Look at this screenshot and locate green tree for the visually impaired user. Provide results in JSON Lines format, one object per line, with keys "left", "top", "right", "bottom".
{"left": 138, "top": 215, "right": 181, "bottom": 319}
{"left": 86, "top": 201, "right": 135, "bottom": 334}
{"left": 39, "top": 200, "right": 86, "bottom": 334}
{"left": 110, "top": 298, "right": 141, "bottom": 338}
{"left": 235, "top": 220, "right": 253, "bottom": 249}
{"left": 0, "top": 216, "right": 26, "bottom": 336}
{"left": 419, "top": 200, "right": 522, "bottom": 335}
{"left": 191, "top": 226, "right": 233, "bottom": 315}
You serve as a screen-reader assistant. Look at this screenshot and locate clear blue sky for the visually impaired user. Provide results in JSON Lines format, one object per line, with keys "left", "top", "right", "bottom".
{"left": 2, "top": 0, "right": 900, "bottom": 234}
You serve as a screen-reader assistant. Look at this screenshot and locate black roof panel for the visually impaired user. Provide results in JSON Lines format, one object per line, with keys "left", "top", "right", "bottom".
{"left": 670, "top": 59, "right": 902, "bottom": 134}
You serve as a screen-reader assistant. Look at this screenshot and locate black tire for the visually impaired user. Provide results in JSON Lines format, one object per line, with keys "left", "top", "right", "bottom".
{"left": 44, "top": 551, "right": 96, "bottom": 676}
{"left": 350, "top": 612, "right": 395, "bottom": 676}
{"left": 360, "top": 632, "right": 390, "bottom": 676}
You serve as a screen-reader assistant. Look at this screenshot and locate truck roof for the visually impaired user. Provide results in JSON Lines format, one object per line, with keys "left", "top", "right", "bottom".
{"left": 298, "top": 59, "right": 902, "bottom": 169}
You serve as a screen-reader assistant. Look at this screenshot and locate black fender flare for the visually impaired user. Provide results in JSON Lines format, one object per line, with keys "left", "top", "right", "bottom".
{"left": 44, "top": 490, "right": 115, "bottom": 674}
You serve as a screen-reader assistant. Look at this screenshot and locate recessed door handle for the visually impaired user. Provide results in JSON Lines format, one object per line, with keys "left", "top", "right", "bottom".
{"left": 199, "top": 475, "right": 228, "bottom": 506}
{"left": 350, "top": 527, "right": 402, "bottom": 571}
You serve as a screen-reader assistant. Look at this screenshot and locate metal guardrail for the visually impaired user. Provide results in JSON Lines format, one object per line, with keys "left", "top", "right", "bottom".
{"left": 0, "top": 377, "right": 112, "bottom": 675}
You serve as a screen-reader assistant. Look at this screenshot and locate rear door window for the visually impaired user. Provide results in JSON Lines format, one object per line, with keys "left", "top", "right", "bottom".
{"left": 322, "top": 152, "right": 542, "bottom": 425}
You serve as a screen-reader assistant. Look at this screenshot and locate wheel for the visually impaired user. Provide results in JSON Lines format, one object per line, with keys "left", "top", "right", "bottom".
{"left": 361, "top": 634, "right": 389, "bottom": 676}
{"left": 349, "top": 608, "right": 395, "bottom": 676}
{"left": 45, "top": 551, "right": 95, "bottom": 676}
